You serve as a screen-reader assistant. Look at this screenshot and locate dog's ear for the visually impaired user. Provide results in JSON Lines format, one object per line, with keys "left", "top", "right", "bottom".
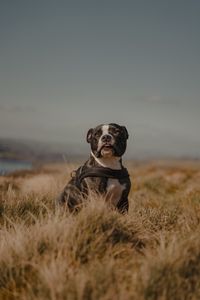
{"left": 86, "top": 128, "right": 94, "bottom": 143}
{"left": 121, "top": 126, "right": 129, "bottom": 140}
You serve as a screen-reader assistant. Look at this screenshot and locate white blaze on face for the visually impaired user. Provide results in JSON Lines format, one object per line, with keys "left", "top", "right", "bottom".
{"left": 102, "top": 125, "right": 109, "bottom": 136}
{"left": 97, "top": 125, "right": 114, "bottom": 157}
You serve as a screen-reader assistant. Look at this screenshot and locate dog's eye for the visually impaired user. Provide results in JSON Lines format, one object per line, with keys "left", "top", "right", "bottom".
{"left": 112, "top": 129, "right": 120, "bottom": 135}
{"left": 94, "top": 131, "right": 101, "bottom": 138}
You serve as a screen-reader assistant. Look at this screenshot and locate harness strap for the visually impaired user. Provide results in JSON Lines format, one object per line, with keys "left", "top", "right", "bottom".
{"left": 74, "top": 165, "right": 129, "bottom": 189}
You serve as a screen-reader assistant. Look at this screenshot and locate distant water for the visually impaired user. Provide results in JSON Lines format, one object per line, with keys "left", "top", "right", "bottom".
{"left": 0, "top": 160, "right": 32, "bottom": 175}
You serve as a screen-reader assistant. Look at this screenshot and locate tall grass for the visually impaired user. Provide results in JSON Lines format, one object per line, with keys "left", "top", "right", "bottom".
{"left": 0, "top": 161, "right": 200, "bottom": 299}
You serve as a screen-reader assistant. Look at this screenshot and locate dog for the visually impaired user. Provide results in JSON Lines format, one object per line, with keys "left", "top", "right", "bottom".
{"left": 57, "top": 123, "right": 131, "bottom": 213}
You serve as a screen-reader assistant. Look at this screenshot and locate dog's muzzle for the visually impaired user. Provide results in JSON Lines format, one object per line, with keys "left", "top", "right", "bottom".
{"left": 97, "top": 134, "right": 115, "bottom": 157}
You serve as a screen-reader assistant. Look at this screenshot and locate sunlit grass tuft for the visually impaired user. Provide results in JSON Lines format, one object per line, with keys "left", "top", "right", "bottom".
{"left": 0, "top": 160, "right": 200, "bottom": 299}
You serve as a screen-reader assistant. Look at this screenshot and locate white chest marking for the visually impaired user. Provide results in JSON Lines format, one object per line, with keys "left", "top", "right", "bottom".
{"left": 106, "top": 178, "right": 126, "bottom": 207}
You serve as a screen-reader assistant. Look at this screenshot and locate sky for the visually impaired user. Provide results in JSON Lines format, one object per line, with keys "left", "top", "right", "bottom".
{"left": 0, "top": 0, "right": 200, "bottom": 158}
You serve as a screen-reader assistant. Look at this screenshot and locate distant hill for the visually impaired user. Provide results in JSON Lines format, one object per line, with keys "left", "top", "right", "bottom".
{"left": 1, "top": 137, "right": 198, "bottom": 163}
{"left": 0, "top": 138, "right": 85, "bottom": 163}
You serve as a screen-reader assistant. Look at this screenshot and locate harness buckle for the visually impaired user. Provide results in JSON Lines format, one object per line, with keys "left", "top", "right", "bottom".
{"left": 71, "top": 170, "right": 77, "bottom": 178}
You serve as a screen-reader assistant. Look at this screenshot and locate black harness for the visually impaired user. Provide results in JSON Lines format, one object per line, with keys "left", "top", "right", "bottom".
{"left": 72, "top": 165, "right": 130, "bottom": 190}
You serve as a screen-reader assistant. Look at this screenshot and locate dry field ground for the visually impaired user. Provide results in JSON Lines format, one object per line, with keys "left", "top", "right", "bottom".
{"left": 0, "top": 160, "right": 200, "bottom": 300}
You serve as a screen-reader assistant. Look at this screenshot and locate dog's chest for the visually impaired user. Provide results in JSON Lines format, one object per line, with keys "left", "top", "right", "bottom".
{"left": 106, "top": 178, "right": 126, "bottom": 206}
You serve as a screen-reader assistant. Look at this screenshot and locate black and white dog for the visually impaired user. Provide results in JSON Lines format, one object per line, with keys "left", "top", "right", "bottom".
{"left": 58, "top": 123, "right": 131, "bottom": 213}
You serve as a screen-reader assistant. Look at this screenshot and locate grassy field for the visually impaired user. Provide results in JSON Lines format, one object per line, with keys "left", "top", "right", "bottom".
{"left": 0, "top": 160, "right": 200, "bottom": 300}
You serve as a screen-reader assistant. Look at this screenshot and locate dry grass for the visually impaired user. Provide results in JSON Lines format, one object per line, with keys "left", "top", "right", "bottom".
{"left": 0, "top": 160, "right": 200, "bottom": 300}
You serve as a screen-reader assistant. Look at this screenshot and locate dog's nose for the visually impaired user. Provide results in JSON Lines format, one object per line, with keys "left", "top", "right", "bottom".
{"left": 101, "top": 134, "right": 112, "bottom": 143}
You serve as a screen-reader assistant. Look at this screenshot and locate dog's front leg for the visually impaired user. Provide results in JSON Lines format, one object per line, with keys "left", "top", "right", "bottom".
{"left": 57, "top": 182, "right": 83, "bottom": 213}
{"left": 117, "top": 197, "right": 129, "bottom": 213}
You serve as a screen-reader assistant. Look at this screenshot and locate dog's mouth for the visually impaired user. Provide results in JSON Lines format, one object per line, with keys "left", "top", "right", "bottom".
{"left": 100, "top": 144, "right": 114, "bottom": 157}
{"left": 101, "top": 143, "right": 114, "bottom": 150}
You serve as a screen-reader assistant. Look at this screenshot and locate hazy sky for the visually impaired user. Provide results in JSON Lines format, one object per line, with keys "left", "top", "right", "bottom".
{"left": 0, "top": 0, "right": 200, "bottom": 158}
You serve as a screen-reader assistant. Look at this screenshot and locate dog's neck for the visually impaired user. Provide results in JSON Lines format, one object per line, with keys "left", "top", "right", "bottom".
{"left": 90, "top": 151, "right": 122, "bottom": 170}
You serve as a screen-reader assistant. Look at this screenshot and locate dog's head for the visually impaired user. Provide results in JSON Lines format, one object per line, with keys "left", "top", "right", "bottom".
{"left": 87, "top": 123, "right": 129, "bottom": 158}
